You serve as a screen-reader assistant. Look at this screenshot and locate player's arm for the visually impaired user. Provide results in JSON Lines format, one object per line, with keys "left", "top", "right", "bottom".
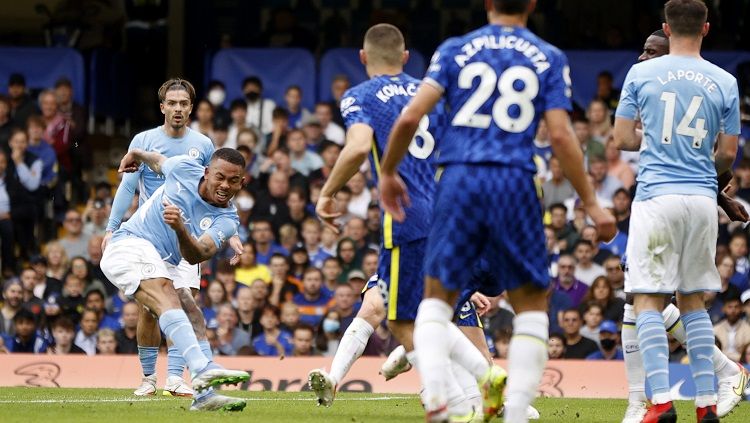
{"left": 715, "top": 133, "right": 739, "bottom": 176}
{"left": 612, "top": 117, "right": 643, "bottom": 151}
{"left": 317, "top": 123, "right": 373, "bottom": 232}
{"left": 118, "top": 149, "right": 167, "bottom": 175}
{"left": 162, "top": 198, "right": 218, "bottom": 265}
{"left": 379, "top": 84, "right": 441, "bottom": 221}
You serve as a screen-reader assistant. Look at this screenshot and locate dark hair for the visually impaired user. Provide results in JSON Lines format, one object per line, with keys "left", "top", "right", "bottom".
{"left": 318, "top": 140, "right": 341, "bottom": 155}
{"left": 211, "top": 147, "right": 246, "bottom": 168}
{"left": 549, "top": 332, "right": 566, "bottom": 344}
{"left": 261, "top": 304, "right": 281, "bottom": 319}
{"left": 563, "top": 308, "right": 582, "bottom": 319}
{"left": 294, "top": 324, "right": 315, "bottom": 336}
{"left": 242, "top": 76, "right": 263, "bottom": 89}
{"left": 286, "top": 85, "right": 302, "bottom": 94}
{"left": 303, "top": 266, "right": 323, "bottom": 280}
{"left": 572, "top": 115, "right": 590, "bottom": 124}
{"left": 363, "top": 249, "right": 378, "bottom": 259}
{"left": 665, "top": 0, "right": 708, "bottom": 36}
{"left": 81, "top": 307, "right": 99, "bottom": 320}
{"left": 54, "top": 77, "right": 73, "bottom": 89}
{"left": 272, "top": 107, "right": 290, "bottom": 120}
{"left": 51, "top": 316, "right": 75, "bottom": 331}
{"left": 597, "top": 71, "right": 613, "bottom": 81}
{"left": 548, "top": 203, "right": 567, "bottom": 214}
{"left": 229, "top": 98, "right": 247, "bottom": 112}
{"left": 651, "top": 29, "right": 668, "bottom": 39}
{"left": 158, "top": 78, "right": 196, "bottom": 104}
{"left": 364, "top": 23, "right": 405, "bottom": 67}
{"left": 574, "top": 239, "right": 594, "bottom": 250}
{"left": 215, "top": 259, "right": 234, "bottom": 275}
{"left": 85, "top": 289, "right": 105, "bottom": 302}
{"left": 492, "top": 0, "right": 530, "bottom": 14}
{"left": 236, "top": 145, "right": 252, "bottom": 156}
{"left": 269, "top": 253, "right": 289, "bottom": 264}
{"left": 13, "top": 308, "right": 35, "bottom": 323}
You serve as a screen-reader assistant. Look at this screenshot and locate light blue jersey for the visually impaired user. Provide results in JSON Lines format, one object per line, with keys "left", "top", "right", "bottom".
{"left": 112, "top": 156, "right": 239, "bottom": 266}
{"left": 616, "top": 55, "right": 741, "bottom": 201}
{"left": 106, "top": 127, "right": 215, "bottom": 231}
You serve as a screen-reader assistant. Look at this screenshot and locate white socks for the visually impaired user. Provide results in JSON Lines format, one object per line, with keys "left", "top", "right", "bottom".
{"left": 622, "top": 304, "right": 647, "bottom": 403}
{"left": 329, "top": 317, "right": 374, "bottom": 385}
{"left": 451, "top": 361, "right": 482, "bottom": 412}
{"left": 504, "top": 311, "right": 549, "bottom": 423}
{"left": 413, "top": 298, "right": 454, "bottom": 413}
{"left": 447, "top": 323, "right": 491, "bottom": 380}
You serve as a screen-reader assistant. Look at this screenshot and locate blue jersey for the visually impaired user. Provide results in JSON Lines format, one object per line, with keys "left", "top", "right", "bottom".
{"left": 112, "top": 156, "right": 239, "bottom": 266}
{"left": 340, "top": 73, "right": 440, "bottom": 248}
{"left": 107, "top": 127, "right": 214, "bottom": 231}
{"left": 616, "top": 55, "right": 741, "bottom": 201}
{"left": 424, "top": 25, "right": 572, "bottom": 171}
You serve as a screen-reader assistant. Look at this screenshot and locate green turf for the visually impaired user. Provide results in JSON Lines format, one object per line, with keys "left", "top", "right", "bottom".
{"left": 0, "top": 387, "right": 748, "bottom": 422}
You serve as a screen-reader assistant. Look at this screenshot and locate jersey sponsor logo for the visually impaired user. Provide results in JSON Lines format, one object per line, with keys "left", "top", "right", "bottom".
{"left": 188, "top": 148, "right": 200, "bottom": 159}
{"left": 199, "top": 217, "right": 212, "bottom": 230}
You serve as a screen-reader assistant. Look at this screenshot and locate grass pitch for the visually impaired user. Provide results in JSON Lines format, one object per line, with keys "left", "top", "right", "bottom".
{"left": 0, "top": 388, "right": 749, "bottom": 422}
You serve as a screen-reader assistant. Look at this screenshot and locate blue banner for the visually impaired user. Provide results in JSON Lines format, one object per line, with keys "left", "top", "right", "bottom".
{"left": 0, "top": 47, "right": 85, "bottom": 104}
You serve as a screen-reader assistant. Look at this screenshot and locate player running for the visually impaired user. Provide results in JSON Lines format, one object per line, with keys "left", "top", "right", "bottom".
{"left": 613, "top": 1, "right": 741, "bottom": 421}
{"left": 101, "top": 147, "right": 250, "bottom": 411}
{"left": 619, "top": 28, "right": 749, "bottom": 423}
{"left": 102, "top": 79, "right": 241, "bottom": 398}
{"left": 379, "top": 1, "right": 615, "bottom": 421}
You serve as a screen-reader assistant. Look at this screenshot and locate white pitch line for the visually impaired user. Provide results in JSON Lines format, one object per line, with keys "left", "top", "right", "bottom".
{"left": 0, "top": 396, "right": 415, "bottom": 404}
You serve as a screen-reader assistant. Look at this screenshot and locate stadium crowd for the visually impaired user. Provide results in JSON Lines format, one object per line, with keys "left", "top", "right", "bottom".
{"left": 1, "top": 70, "right": 750, "bottom": 370}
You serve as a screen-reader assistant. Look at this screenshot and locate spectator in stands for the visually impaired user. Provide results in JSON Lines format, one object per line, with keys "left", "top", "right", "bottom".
{"left": 573, "top": 240, "right": 606, "bottom": 286}
{"left": 84, "top": 289, "right": 119, "bottom": 330}
{"left": 280, "top": 224, "right": 300, "bottom": 253}
{"left": 714, "top": 296, "right": 750, "bottom": 362}
{"left": 47, "top": 316, "right": 84, "bottom": 354}
{"left": 582, "top": 276, "right": 625, "bottom": 323}
{"left": 589, "top": 156, "right": 622, "bottom": 207}
{"left": 39, "top": 90, "right": 72, "bottom": 192}
{"left": 668, "top": 333, "right": 688, "bottom": 363}
{"left": 549, "top": 203, "right": 579, "bottom": 253}
{"left": 251, "top": 219, "right": 288, "bottom": 265}
{"left": 595, "top": 71, "right": 620, "bottom": 111}
{"left": 0, "top": 96, "right": 14, "bottom": 148}
{"left": 28, "top": 255, "right": 61, "bottom": 300}
{"left": 320, "top": 224, "right": 338, "bottom": 257}
{"left": 293, "top": 267, "right": 333, "bottom": 327}
{"left": 280, "top": 301, "right": 300, "bottom": 333}
{"left": 361, "top": 249, "right": 378, "bottom": 280}
{"left": 54, "top": 77, "right": 86, "bottom": 145}
{"left": 604, "top": 137, "right": 635, "bottom": 189}
{"left": 287, "top": 129, "right": 322, "bottom": 176}
{"left": 243, "top": 76, "right": 276, "bottom": 135}
{"left": 301, "top": 114, "right": 328, "bottom": 151}
{"left": 362, "top": 321, "right": 399, "bottom": 357}
{"left": 3, "top": 309, "right": 46, "bottom": 353}
{"left": 227, "top": 99, "right": 248, "bottom": 149}
{"left": 59, "top": 209, "right": 91, "bottom": 259}
{"left": 236, "top": 286, "right": 258, "bottom": 337}
{"left": 586, "top": 99, "right": 612, "bottom": 144}
{"left": 292, "top": 324, "right": 315, "bottom": 356}
{"left": 561, "top": 308, "right": 598, "bottom": 359}
{"left": 287, "top": 187, "right": 310, "bottom": 231}
{"left": 81, "top": 199, "right": 109, "bottom": 237}
{"left": 548, "top": 333, "right": 566, "bottom": 359}
{"left": 216, "top": 303, "right": 251, "bottom": 356}
{"left": 75, "top": 308, "right": 99, "bottom": 355}
{"left": 70, "top": 256, "right": 107, "bottom": 296}
{"left": 115, "top": 301, "right": 138, "bottom": 354}
{"left": 96, "top": 328, "right": 117, "bottom": 355}
{"left": 252, "top": 305, "right": 293, "bottom": 357}
{"left": 714, "top": 254, "right": 742, "bottom": 315}
{"left": 493, "top": 329, "right": 511, "bottom": 359}
{"left": 211, "top": 121, "right": 230, "bottom": 148}
{"left": 580, "top": 302, "right": 604, "bottom": 344}
{"left": 235, "top": 242, "right": 272, "bottom": 286}
{"left": 346, "top": 270, "right": 367, "bottom": 298}
{"left": 580, "top": 225, "right": 613, "bottom": 264}
{"left": 284, "top": 85, "right": 312, "bottom": 129}
{"left": 308, "top": 141, "right": 340, "bottom": 185}
{"left": 603, "top": 255, "right": 626, "bottom": 300}
{"left": 215, "top": 260, "right": 242, "bottom": 303}
{"left": 44, "top": 241, "right": 69, "bottom": 280}
{"left": 190, "top": 99, "right": 215, "bottom": 139}
{"left": 7, "top": 129, "right": 42, "bottom": 262}
{"left": 253, "top": 169, "right": 293, "bottom": 230}
{"left": 573, "top": 116, "right": 603, "bottom": 168}
{"left": 201, "top": 280, "right": 227, "bottom": 328}
{"left": 729, "top": 232, "right": 750, "bottom": 292}
{"left": 333, "top": 283, "right": 358, "bottom": 333}
{"left": 346, "top": 172, "right": 371, "bottom": 220}
{"left": 19, "top": 267, "right": 44, "bottom": 322}
{"left": 586, "top": 320, "right": 622, "bottom": 360}
{"left": 553, "top": 255, "right": 588, "bottom": 308}
{"left": 336, "top": 238, "right": 360, "bottom": 283}
{"left": 26, "top": 115, "right": 58, "bottom": 190}
{"left": 542, "top": 156, "right": 575, "bottom": 209}
{"left": 0, "top": 152, "right": 14, "bottom": 277}
{"left": 206, "top": 80, "right": 229, "bottom": 123}
{"left": 612, "top": 188, "right": 632, "bottom": 235}
{"left": 314, "top": 102, "right": 344, "bottom": 145}
{"left": 268, "top": 253, "right": 301, "bottom": 306}
{"left": 266, "top": 107, "right": 291, "bottom": 156}
{"left": 289, "top": 246, "right": 311, "bottom": 281}
{"left": 7, "top": 73, "right": 37, "bottom": 129}
{"left": 345, "top": 218, "right": 371, "bottom": 261}
{"left": 321, "top": 257, "right": 342, "bottom": 293}
{"left": 328, "top": 74, "right": 350, "bottom": 127}
{"left": 302, "top": 218, "right": 331, "bottom": 269}
{"left": 0, "top": 280, "right": 22, "bottom": 337}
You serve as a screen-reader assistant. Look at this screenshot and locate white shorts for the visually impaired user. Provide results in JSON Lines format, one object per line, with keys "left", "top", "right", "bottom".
{"left": 625, "top": 194, "right": 720, "bottom": 294}
{"left": 173, "top": 259, "right": 200, "bottom": 291}
{"left": 101, "top": 237, "right": 175, "bottom": 296}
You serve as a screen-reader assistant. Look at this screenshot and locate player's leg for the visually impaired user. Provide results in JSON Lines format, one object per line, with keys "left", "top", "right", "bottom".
{"left": 309, "top": 279, "right": 383, "bottom": 407}
{"left": 621, "top": 294, "right": 648, "bottom": 423}
{"left": 135, "top": 304, "right": 160, "bottom": 396}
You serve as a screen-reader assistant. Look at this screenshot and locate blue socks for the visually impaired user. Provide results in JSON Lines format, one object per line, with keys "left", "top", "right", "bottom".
{"left": 138, "top": 346, "right": 159, "bottom": 377}
{"left": 636, "top": 310, "right": 670, "bottom": 404}
{"left": 159, "top": 309, "right": 210, "bottom": 374}
{"left": 167, "top": 345, "right": 186, "bottom": 378}
{"left": 682, "top": 310, "right": 717, "bottom": 406}
{"left": 198, "top": 340, "right": 213, "bottom": 360}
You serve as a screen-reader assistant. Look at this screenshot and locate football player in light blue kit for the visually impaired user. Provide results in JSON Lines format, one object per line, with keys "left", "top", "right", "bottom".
{"left": 102, "top": 147, "right": 250, "bottom": 411}
{"left": 613, "top": 1, "right": 741, "bottom": 421}
{"left": 102, "top": 79, "right": 241, "bottom": 397}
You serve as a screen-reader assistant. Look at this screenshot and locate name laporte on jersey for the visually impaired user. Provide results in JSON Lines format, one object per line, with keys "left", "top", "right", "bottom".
{"left": 429, "top": 34, "right": 551, "bottom": 74}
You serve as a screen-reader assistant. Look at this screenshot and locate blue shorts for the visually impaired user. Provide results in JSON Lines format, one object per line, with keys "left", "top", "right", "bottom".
{"left": 455, "top": 289, "right": 481, "bottom": 327}
{"left": 362, "top": 237, "right": 427, "bottom": 321}
{"left": 424, "top": 164, "right": 550, "bottom": 294}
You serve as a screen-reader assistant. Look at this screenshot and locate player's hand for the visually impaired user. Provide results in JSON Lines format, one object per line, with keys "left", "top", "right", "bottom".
{"left": 316, "top": 195, "right": 342, "bottom": 233}
{"left": 585, "top": 204, "right": 617, "bottom": 242}
{"left": 718, "top": 192, "right": 749, "bottom": 222}
{"left": 101, "top": 231, "right": 113, "bottom": 252}
{"left": 470, "top": 292, "right": 492, "bottom": 317}
{"left": 118, "top": 149, "right": 142, "bottom": 173}
{"left": 379, "top": 173, "right": 410, "bottom": 222}
{"left": 228, "top": 235, "right": 243, "bottom": 265}
{"left": 162, "top": 198, "right": 185, "bottom": 231}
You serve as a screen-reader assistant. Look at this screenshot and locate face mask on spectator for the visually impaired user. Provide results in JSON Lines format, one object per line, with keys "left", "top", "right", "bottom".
{"left": 322, "top": 318, "right": 340, "bottom": 333}
{"left": 245, "top": 91, "right": 260, "bottom": 102}
{"left": 208, "top": 89, "right": 225, "bottom": 107}
{"left": 600, "top": 338, "right": 616, "bottom": 351}
{"left": 235, "top": 196, "right": 254, "bottom": 211}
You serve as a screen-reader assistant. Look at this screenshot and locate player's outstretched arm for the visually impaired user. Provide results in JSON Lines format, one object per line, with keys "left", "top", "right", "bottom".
{"left": 380, "top": 84, "right": 441, "bottom": 221}
{"left": 118, "top": 149, "right": 167, "bottom": 175}
{"left": 317, "top": 123, "right": 374, "bottom": 232}
{"left": 162, "top": 199, "right": 218, "bottom": 265}
{"left": 613, "top": 117, "right": 642, "bottom": 151}
{"left": 545, "top": 109, "right": 616, "bottom": 241}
